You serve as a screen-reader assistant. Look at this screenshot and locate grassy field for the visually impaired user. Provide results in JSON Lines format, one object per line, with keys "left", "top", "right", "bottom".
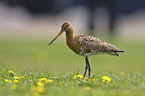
{"left": 0, "top": 37, "right": 145, "bottom": 96}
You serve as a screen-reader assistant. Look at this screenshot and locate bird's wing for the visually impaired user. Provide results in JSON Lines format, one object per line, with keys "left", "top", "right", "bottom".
{"left": 77, "top": 35, "right": 104, "bottom": 52}
{"left": 77, "top": 35, "right": 122, "bottom": 56}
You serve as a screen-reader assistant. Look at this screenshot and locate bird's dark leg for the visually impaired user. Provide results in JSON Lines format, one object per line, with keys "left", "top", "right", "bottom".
{"left": 86, "top": 56, "right": 91, "bottom": 78}
{"left": 83, "top": 57, "right": 88, "bottom": 78}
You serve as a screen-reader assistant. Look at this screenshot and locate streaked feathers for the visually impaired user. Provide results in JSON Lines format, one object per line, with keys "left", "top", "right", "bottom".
{"left": 77, "top": 35, "right": 124, "bottom": 56}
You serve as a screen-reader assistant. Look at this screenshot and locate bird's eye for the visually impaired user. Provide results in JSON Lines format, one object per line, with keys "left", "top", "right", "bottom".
{"left": 64, "top": 24, "right": 69, "bottom": 29}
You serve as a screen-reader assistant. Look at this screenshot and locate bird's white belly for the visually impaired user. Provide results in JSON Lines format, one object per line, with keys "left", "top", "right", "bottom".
{"left": 78, "top": 46, "right": 99, "bottom": 57}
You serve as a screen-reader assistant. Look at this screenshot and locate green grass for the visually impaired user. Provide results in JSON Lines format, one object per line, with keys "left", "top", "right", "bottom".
{"left": 0, "top": 37, "right": 145, "bottom": 96}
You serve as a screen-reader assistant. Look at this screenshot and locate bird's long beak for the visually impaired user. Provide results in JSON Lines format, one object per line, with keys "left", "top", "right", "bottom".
{"left": 48, "top": 30, "right": 64, "bottom": 46}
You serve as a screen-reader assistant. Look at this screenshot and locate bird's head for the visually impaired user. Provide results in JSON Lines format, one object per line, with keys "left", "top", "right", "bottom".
{"left": 48, "top": 22, "right": 71, "bottom": 46}
{"left": 61, "top": 22, "right": 71, "bottom": 32}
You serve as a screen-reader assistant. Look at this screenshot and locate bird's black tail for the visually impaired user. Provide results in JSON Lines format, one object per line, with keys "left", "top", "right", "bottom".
{"left": 111, "top": 50, "right": 124, "bottom": 56}
{"left": 111, "top": 50, "right": 124, "bottom": 52}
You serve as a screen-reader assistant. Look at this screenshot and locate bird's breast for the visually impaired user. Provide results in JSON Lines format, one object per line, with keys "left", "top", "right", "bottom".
{"left": 66, "top": 35, "right": 84, "bottom": 56}
{"left": 66, "top": 39, "right": 80, "bottom": 54}
{"left": 66, "top": 41, "right": 93, "bottom": 57}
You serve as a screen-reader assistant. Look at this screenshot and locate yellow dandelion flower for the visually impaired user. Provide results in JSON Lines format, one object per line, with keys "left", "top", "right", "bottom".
{"left": 92, "top": 79, "right": 95, "bottom": 82}
{"left": 102, "top": 76, "right": 111, "bottom": 83}
{"left": 5, "top": 79, "right": 12, "bottom": 83}
{"left": 120, "top": 72, "right": 125, "bottom": 76}
{"left": 74, "top": 74, "right": 83, "bottom": 79}
{"left": 19, "top": 76, "right": 25, "bottom": 79}
{"left": 12, "top": 84, "right": 17, "bottom": 90}
{"left": 74, "top": 76, "right": 77, "bottom": 79}
{"left": 31, "top": 85, "right": 46, "bottom": 94}
{"left": 13, "top": 76, "right": 20, "bottom": 79}
{"left": 8, "top": 70, "right": 14, "bottom": 74}
{"left": 5, "top": 79, "right": 9, "bottom": 82}
{"left": 47, "top": 79, "right": 53, "bottom": 83}
{"left": 84, "top": 77, "right": 88, "bottom": 80}
{"left": 37, "top": 87, "right": 46, "bottom": 93}
{"left": 13, "top": 80, "right": 19, "bottom": 83}
{"left": 102, "top": 79, "right": 105, "bottom": 82}
{"left": 39, "top": 78, "right": 47, "bottom": 82}
{"left": 37, "top": 82, "right": 45, "bottom": 87}
{"left": 82, "top": 87, "right": 91, "bottom": 90}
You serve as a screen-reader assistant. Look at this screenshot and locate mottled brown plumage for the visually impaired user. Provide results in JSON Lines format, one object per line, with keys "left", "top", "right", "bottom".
{"left": 49, "top": 22, "right": 124, "bottom": 77}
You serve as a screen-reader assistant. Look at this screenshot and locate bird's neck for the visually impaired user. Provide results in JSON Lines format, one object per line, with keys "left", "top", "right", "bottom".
{"left": 66, "top": 28, "right": 75, "bottom": 41}
{"left": 65, "top": 28, "right": 78, "bottom": 54}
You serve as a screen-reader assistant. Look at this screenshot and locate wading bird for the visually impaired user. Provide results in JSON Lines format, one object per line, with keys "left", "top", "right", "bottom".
{"left": 48, "top": 22, "right": 124, "bottom": 78}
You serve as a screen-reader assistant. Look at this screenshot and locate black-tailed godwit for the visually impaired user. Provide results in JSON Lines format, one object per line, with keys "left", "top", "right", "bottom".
{"left": 49, "top": 22, "right": 124, "bottom": 77}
